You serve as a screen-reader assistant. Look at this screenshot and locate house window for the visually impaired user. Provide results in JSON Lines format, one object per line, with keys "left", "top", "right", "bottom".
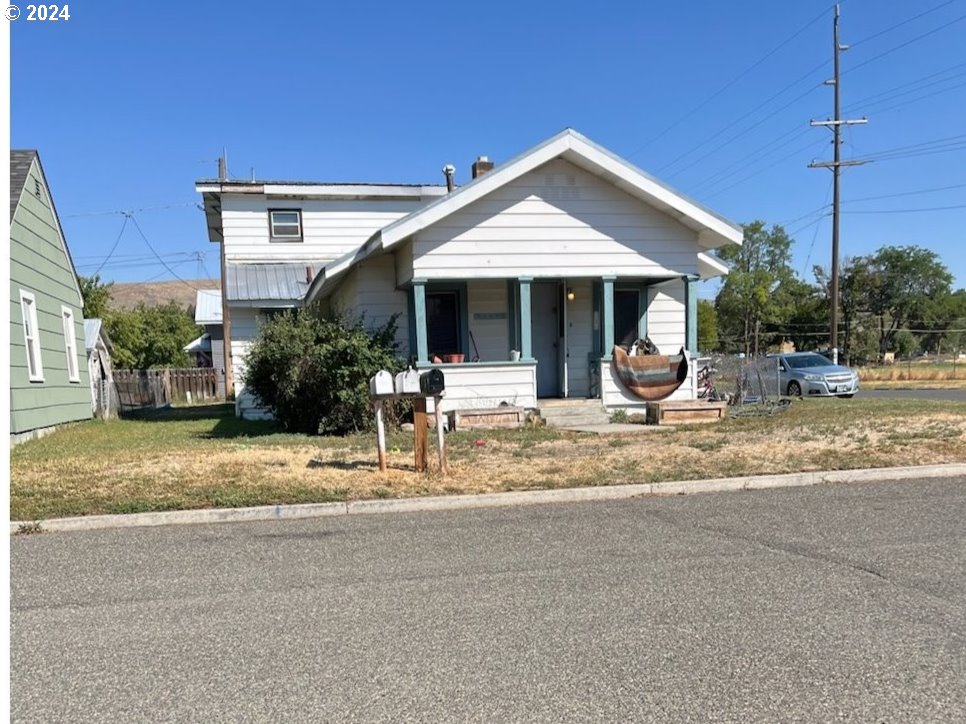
{"left": 269, "top": 209, "right": 302, "bottom": 241}
{"left": 62, "top": 306, "right": 80, "bottom": 383}
{"left": 615, "top": 289, "right": 641, "bottom": 348}
{"left": 20, "top": 290, "right": 44, "bottom": 382}
{"left": 427, "top": 291, "right": 461, "bottom": 356}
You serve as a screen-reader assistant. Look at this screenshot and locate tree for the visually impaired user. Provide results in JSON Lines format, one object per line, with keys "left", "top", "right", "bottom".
{"left": 714, "top": 220, "right": 797, "bottom": 356}
{"left": 78, "top": 274, "right": 113, "bottom": 318}
{"left": 242, "top": 308, "right": 402, "bottom": 434}
{"left": 775, "top": 276, "right": 826, "bottom": 354}
{"left": 104, "top": 302, "right": 200, "bottom": 368}
{"left": 697, "top": 300, "right": 719, "bottom": 352}
{"left": 815, "top": 257, "right": 870, "bottom": 364}
{"left": 863, "top": 246, "right": 953, "bottom": 357}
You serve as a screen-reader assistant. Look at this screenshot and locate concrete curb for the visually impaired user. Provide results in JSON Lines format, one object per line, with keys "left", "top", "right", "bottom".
{"left": 11, "top": 463, "right": 966, "bottom": 535}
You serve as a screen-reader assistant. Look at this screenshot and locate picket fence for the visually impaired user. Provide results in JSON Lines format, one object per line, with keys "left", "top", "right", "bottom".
{"left": 114, "top": 368, "right": 222, "bottom": 409}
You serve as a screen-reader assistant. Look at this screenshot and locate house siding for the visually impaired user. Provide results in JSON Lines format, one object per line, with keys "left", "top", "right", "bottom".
{"left": 331, "top": 254, "right": 409, "bottom": 354}
{"left": 10, "top": 158, "right": 91, "bottom": 436}
{"left": 645, "top": 281, "right": 686, "bottom": 354}
{"left": 410, "top": 158, "right": 700, "bottom": 279}
{"left": 467, "top": 280, "right": 509, "bottom": 362}
{"left": 221, "top": 195, "right": 425, "bottom": 264}
{"left": 230, "top": 307, "right": 272, "bottom": 419}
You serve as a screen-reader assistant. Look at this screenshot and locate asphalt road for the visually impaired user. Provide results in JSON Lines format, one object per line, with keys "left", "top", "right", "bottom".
{"left": 11, "top": 478, "right": 966, "bottom": 723}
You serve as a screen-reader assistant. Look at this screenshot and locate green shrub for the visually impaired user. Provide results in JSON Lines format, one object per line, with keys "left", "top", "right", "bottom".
{"left": 242, "top": 308, "right": 402, "bottom": 435}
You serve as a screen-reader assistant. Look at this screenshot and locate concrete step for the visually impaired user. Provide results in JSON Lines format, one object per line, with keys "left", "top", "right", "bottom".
{"left": 544, "top": 417, "right": 612, "bottom": 428}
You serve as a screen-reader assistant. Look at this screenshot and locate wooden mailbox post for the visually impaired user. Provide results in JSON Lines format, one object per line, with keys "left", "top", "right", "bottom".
{"left": 370, "top": 368, "right": 446, "bottom": 474}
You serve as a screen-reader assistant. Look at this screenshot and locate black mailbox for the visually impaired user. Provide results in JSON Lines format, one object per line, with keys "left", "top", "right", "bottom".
{"left": 419, "top": 369, "right": 445, "bottom": 395}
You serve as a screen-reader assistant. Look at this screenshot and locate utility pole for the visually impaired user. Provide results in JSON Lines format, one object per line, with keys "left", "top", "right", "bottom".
{"left": 217, "top": 147, "right": 235, "bottom": 400}
{"left": 808, "top": 3, "right": 868, "bottom": 365}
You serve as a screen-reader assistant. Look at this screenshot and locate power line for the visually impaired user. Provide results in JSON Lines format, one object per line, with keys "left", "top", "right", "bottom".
{"left": 844, "top": 10, "right": 966, "bottom": 78}
{"left": 842, "top": 204, "right": 966, "bottom": 214}
{"left": 90, "top": 214, "right": 129, "bottom": 277}
{"left": 802, "top": 177, "right": 835, "bottom": 274}
{"left": 848, "top": 0, "right": 961, "bottom": 48}
{"left": 128, "top": 213, "right": 202, "bottom": 291}
{"left": 651, "top": 54, "right": 829, "bottom": 176}
{"left": 844, "top": 182, "right": 966, "bottom": 203}
{"left": 627, "top": 3, "right": 836, "bottom": 159}
{"left": 63, "top": 201, "right": 200, "bottom": 219}
{"left": 702, "top": 137, "right": 828, "bottom": 201}
{"left": 844, "top": 64, "right": 966, "bottom": 112}
{"left": 855, "top": 78, "right": 966, "bottom": 118}
{"left": 669, "top": 81, "right": 827, "bottom": 182}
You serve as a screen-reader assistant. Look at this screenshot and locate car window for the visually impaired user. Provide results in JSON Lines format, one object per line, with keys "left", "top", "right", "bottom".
{"left": 786, "top": 354, "right": 833, "bottom": 369}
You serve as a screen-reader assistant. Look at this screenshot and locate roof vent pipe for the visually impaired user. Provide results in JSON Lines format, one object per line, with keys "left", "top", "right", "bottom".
{"left": 442, "top": 164, "right": 456, "bottom": 192}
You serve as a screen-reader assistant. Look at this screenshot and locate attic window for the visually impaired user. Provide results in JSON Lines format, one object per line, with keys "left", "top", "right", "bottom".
{"left": 269, "top": 209, "right": 302, "bottom": 241}
{"left": 34, "top": 178, "right": 41, "bottom": 198}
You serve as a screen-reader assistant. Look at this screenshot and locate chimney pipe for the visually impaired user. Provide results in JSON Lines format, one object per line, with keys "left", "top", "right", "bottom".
{"left": 472, "top": 155, "right": 494, "bottom": 179}
{"left": 442, "top": 164, "right": 456, "bottom": 192}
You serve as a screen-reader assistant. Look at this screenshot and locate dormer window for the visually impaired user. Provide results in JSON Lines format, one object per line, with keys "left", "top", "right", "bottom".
{"left": 269, "top": 209, "right": 302, "bottom": 241}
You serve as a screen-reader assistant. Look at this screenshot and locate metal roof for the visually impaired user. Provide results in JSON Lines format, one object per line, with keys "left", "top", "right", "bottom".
{"left": 225, "top": 262, "right": 312, "bottom": 302}
{"left": 83, "top": 318, "right": 112, "bottom": 352}
{"left": 10, "top": 150, "right": 37, "bottom": 220}
{"left": 194, "top": 289, "right": 223, "bottom": 324}
{"left": 184, "top": 334, "right": 212, "bottom": 353}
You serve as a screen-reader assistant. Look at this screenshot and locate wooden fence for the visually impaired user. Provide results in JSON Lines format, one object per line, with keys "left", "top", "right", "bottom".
{"left": 114, "top": 368, "right": 222, "bottom": 410}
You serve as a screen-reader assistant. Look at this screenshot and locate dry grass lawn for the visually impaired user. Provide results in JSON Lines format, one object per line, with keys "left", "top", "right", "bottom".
{"left": 11, "top": 398, "right": 966, "bottom": 521}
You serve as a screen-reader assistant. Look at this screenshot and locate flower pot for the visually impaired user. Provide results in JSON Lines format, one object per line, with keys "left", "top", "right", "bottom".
{"left": 443, "top": 354, "right": 464, "bottom": 364}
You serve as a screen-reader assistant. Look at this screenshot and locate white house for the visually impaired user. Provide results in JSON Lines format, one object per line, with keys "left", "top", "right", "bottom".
{"left": 197, "top": 129, "right": 742, "bottom": 420}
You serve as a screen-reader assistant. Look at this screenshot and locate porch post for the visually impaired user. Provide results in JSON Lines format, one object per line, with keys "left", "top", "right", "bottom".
{"left": 518, "top": 277, "right": 533, "bottom": 361}
{"left": 413, "top": 279, "right": 429, "bottom": 362}
{"left": 602, "top": 276, "right": 615, "bottom": 359}
{"left": 684, "top": 276, "right": 698, "bottom": 355}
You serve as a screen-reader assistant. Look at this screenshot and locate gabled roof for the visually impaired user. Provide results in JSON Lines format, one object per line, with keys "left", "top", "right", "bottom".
{"left": 11, "top": 150, "right": 36, "bottom": 220}
{"left": 306, "top": 129, "right": 743, "bottom": 302}
{"left": 373, "top": 129, "right": 743, "bottom": 253}
{"left": 10, "top": 149, "right": 84, "bottom": 305}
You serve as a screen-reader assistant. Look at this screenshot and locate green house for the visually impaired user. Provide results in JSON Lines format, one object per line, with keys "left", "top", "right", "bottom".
{"left": 10, "top": 150, "right": 91, "bottom": 442}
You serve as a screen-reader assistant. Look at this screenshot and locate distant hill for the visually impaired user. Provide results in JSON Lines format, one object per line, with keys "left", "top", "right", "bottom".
{"left": 107, "top": 280, "right": 220, "bottom": 311}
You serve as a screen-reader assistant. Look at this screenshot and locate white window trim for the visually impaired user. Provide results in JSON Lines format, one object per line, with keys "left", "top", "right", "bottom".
{"left": 20, "top": 289, "right": 44, "bottom": 382}
{"left": 269, "top": 209, "right": 303, "bottom": 241}
{"left": 62, "top": 305, "right": 81, "bottom": 383}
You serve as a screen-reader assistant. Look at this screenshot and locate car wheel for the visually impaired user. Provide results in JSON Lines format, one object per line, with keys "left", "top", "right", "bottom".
{"left": 787, "top": 381, "right": 802, "bottom": 397}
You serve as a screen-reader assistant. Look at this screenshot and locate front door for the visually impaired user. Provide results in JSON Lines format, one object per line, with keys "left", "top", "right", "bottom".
{"left": 532, "top": 282, "right": 561, "bottom": 397}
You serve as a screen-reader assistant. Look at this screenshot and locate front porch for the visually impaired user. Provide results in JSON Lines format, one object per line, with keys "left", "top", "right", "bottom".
{"left": 410, "top": 276, "right": 700, "bottom": 414}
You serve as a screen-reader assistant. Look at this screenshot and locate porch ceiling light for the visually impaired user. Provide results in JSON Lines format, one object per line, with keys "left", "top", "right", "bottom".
{"left": 566, "top": 287, "right": 575, "bottom": 301}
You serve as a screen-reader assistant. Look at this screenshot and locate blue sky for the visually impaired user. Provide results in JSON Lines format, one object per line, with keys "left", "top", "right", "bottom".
{"left": 11, "top": 0, "right": 966, "bottom": 297}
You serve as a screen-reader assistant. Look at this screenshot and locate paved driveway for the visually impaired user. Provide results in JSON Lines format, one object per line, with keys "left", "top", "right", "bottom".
{"left": 11, "top": 478, "right": 966, "bottom": 722}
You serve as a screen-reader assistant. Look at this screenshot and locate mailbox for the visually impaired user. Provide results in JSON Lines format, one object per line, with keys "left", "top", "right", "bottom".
{"left": 419, "top": 368, "right": 445, "bottom": 395}
{"left": 369, "top": 370, "right": 394, "bottom": 397}
{"left": 394, "top": 368, "right": 421, "bottom": 395}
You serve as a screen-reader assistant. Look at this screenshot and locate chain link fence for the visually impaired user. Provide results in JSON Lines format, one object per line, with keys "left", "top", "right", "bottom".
{"left": 695, "top": 355, "right": 791, "bottom": 415}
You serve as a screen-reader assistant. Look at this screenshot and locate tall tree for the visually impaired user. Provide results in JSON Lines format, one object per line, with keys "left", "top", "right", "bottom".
{"left": 105, "top": 302, "right": 200, "bottom": 368}
{"left": 77, "top": 274, "right": 114, "bottom": 318}
{"left": 714, "top": 220, "right": 796, "bottom": 356}
{"left": 815, "top": 257, "right": 870, "bottom": 364}
{"left": 863, "top": 246, "right": 953, "bottom": 357}
{"left": 697, "top": 299, "right": 719, "bottom": 352}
